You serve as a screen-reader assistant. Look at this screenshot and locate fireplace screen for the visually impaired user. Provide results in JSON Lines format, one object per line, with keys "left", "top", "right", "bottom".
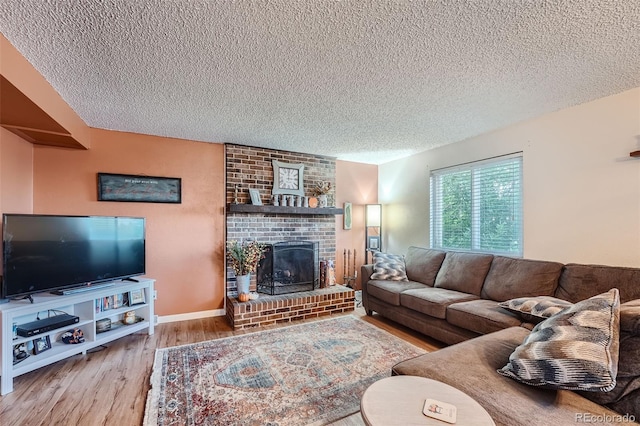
{"left": 257, "top": 241, "right": 319, "bottom": 295}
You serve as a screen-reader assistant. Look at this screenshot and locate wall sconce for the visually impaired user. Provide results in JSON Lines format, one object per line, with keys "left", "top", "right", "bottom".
{"left": 365, "top": 204, "right": 382, "bottom": 263}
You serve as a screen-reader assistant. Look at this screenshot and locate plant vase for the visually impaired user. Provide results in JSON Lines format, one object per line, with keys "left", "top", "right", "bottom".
{"left": 236, "top": 274, "right": 251, "bottom": 294}
{"left": 318, "top": 194, "right": 328, "bottom": 208}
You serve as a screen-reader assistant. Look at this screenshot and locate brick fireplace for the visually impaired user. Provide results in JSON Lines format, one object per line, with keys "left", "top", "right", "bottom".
{"left": 225, "top": 144, "right": 355, "bottom": 328}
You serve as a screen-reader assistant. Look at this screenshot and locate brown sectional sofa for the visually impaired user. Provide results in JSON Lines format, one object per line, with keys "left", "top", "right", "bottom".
{"left": 361, "top": 246, "right": 640, "bottom": 426}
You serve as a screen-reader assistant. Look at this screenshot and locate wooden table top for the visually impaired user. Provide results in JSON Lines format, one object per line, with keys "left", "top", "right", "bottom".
{"left": 360, "top": 375, "right": 495, "bottom": 426}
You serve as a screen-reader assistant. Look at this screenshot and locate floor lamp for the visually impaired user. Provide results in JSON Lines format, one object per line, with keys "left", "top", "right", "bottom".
{"left": 365, "top": 204, "right": 381, "bottom": 264}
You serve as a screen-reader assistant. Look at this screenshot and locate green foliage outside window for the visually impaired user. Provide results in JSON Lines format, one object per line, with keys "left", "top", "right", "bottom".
{"left": 432, "top": 156, "right": 522, "bottom": 256}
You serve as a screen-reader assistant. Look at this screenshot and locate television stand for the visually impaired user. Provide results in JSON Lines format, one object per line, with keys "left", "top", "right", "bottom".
{"left": 0, "top": 278, "right": 155, "bottom": 395}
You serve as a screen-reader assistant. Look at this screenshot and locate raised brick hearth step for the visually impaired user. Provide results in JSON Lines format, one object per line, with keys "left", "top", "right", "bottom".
{"left": 226, "top": 285, "right": 355, "bottom": 330}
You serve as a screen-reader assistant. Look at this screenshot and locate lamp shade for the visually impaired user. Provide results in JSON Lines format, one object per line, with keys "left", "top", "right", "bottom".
{"left": 365, "top": 204, "right": 381, "bottom": 227}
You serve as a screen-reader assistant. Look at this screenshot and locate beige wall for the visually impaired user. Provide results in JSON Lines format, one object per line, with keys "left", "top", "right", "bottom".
{"left": 0, "top": 127, "right": 33, "bottom": 214}
{"left": 33, "top": 128, "right": 226, "bottom": 316}
{"left": 380, "top": 87, "right": 640, "bottom": 267}
{"left": 335, "top": 160, "right": 378, "bottom": 289}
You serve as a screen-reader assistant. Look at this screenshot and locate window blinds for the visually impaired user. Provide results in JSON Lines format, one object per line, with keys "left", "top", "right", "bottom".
{"left": 430, "top": 153, "right": 523, "bottom": 256}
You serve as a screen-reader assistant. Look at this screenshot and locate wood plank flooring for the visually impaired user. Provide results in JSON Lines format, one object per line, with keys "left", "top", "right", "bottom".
{"left": 0, "top": 306, "right": 442, "bottom": 426}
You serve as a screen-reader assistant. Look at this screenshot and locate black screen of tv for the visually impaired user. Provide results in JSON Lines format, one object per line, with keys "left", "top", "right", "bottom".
{"left": 2, "top": 214, "right": 145, "bottom": 298}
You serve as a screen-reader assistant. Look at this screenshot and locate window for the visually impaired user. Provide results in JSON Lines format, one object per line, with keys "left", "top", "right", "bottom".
{"left": 430, "top": 153, "right": 523, "bottom": 256}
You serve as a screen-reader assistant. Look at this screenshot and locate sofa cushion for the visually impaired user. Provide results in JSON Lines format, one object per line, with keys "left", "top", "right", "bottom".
{"left": 370, "top": 252, "right": 408, "bottom": 281}
{"left": 579, "top": 331, "right": 640, "bottom": 407}
{"left": 556, "top": 263, "right": 640, "bottom": 303}
{"left": 620, "top": 299, "right": 640, "bottom": 336}
{"left": 393, "top": 326, "right": 623, "bottom": 426}
{"left": 367, "top": 280, "right": 428, "bottom": 306}
{"left": 481, "top": 256, "right": 563, "bottom": 301}
{"left": 579, "top": 301, "right": 640, "bottom": 413}
{"left": 606, "top": 387, "right": 640, "bottom": 420}
{"left": 433, "top": 252, "right": 493, "bottom": 296}
{"left": 498, "top": 296, "right": 573, "bottom": 324}
{"left": 400, "top": 288, "right": 479, "bottom": 319}
{"left": 447, "top": 299, "right": 522, "bottom": 334}
{"left": 498, "top": 289, "right": 620, "bottom": 392}
{"left": 404, "top": 246, "right": 446, "bottom": 286}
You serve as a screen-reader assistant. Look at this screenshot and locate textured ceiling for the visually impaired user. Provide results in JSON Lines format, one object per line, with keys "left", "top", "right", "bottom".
{"left": 1, "top": 1, "right": 639, "bottom": 164}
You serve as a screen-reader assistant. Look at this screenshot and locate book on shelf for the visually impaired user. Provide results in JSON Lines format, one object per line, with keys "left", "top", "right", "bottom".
{"left": 113, "top": 293, "right": 125, "bottom": 309}
{"left": 96, "top": 293, "right": 128, "bottom": 312}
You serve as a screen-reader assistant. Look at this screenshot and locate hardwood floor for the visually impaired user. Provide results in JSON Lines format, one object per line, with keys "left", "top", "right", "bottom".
{"left": 0, "top": 306, "right": 442, "bottom": 426}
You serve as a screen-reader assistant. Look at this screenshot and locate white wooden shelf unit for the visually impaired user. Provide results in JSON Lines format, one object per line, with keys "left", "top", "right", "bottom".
{"left": 0, "top": 278, "right": 155, "bottom": 395}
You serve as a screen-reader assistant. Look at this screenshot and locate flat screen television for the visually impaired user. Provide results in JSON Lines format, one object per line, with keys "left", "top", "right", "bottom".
{"left": 2, "top": 214, "right": 146, "bottom": 299}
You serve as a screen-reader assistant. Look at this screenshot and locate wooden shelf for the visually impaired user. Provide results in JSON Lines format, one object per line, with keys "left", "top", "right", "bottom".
{"left": 631, "top": 151, "right": 640, "bottom": 158}
{"left": 1, "top": 76, "right": 86, "bottom": 149}
{"left": 227, "top": 204, "right": 343, "bottom": 215}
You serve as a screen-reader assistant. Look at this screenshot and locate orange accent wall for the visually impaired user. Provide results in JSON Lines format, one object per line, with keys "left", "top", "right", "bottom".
{"left": 0, "top": 127, "right": 34, "bottom": 214}
{"left": 32, "top": 128, "right": 226, "bottom": 316}
{"left": 335, "top": 160, "right": 378, "bottom": 289}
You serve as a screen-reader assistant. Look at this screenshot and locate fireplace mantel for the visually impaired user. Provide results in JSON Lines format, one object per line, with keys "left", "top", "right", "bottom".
{"left": 227, "top": 204, "right": 343, "bottom": 215}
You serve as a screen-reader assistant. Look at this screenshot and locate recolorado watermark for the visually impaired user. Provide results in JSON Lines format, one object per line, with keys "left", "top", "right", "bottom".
{"left": 576, "top": 413, "right": 636, "bottom": 423}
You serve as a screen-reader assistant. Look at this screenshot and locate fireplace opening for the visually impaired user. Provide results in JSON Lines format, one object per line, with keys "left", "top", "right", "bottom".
{"left": 256, "top": 241, "right": 319, "bottom": 295}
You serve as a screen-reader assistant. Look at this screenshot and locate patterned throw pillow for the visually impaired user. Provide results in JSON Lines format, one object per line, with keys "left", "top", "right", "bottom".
{"left": 370, "top": 252, "right": 408, "bottom": 281}
{"left": 498, "top": 288, "right": 620, "bottom": 392}
{"left": 499, "top": 296, "right": 573, "bottom": 323}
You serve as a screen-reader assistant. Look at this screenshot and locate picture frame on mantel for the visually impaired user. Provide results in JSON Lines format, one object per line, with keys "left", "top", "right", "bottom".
{"left": 272, "top": 160, "right": 305, "bottom": 197}
{"left": 249, "top": 188, "right": 262, "bottom": 205}
{"left": 97, "top": 173, "right": 181, "bottom": 203}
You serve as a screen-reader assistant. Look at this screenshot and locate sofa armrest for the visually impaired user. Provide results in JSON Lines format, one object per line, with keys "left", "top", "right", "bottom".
{"left": 361, "top": 264, "right": 374, "bottom": 282}
{"left": 361, "top": 264, "right": 374, "bottom": 314}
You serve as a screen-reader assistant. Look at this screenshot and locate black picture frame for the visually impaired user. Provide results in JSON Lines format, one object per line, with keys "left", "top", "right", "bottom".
{"left": 98, "top": 173, "right": 181, "bottom": 203}
{"left": 33, "top": 335, "right": 52, "bottom": 355}
{"left": 367, "top": 236, "right": 380, "bottom": 250}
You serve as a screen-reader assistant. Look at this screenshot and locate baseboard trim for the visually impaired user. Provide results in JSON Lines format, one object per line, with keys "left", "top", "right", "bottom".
{"left": 157, "top": 309, "right": 226, "bottom": 324}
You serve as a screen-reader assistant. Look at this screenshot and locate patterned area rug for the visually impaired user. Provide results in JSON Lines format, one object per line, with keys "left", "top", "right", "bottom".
{"left": 144, "top": 315, "right": 426, "bottom": 426}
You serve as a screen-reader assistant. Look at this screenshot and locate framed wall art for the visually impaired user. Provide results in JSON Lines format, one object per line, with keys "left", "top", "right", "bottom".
{"left": 271, "top": 160, "right": 305, "bottom": 197}
{"left": 98, "top": 173, "right": 181, "bottom": 203}
{"left": 343, "top": 202, "right": 352, "bottom": 229}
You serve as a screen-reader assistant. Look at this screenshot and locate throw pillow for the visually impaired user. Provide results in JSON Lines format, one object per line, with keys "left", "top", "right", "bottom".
{"left": 499, "top": 296, "right": 573, "bottom": 324}
{"left": 370, "top": 252, "right": 408, "bottom": 281}
{"left": 498, "top": 288, "right": 620, "bottom": 392}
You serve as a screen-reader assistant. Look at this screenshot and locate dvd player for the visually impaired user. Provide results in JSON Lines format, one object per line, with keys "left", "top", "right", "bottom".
{"left": 17, "top": 314, "right": 80, "bottom": 337}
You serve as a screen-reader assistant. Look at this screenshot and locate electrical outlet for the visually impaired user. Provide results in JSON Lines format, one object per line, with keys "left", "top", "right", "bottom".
{"left": 153, "top": 290, "right": 158, "bottom": 300}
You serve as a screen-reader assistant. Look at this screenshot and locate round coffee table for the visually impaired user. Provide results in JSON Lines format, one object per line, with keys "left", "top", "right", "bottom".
{"left": 360, "top": 375, "right": 495, "bottom": 426}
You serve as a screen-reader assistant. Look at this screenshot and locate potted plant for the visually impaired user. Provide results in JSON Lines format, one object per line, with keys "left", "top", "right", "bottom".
{"left": 226, "top": 240, "right": 267, "bottom": 295}
{"left": 311, "top": 181, "right": 332, "bottom": 207}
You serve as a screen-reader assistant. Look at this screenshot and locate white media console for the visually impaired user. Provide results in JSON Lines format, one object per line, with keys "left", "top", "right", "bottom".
{"left": 0, "top": 278, "right": 155, "bottom": 395}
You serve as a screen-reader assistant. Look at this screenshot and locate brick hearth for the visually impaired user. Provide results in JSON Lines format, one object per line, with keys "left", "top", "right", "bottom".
{"left": 226, "top": 285, "right": 355, "bottom": 330}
